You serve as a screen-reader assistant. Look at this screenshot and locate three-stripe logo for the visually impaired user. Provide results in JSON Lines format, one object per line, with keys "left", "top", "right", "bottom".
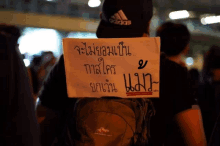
{"left": 109, "top": 10, "right": 132, "bottom": 25}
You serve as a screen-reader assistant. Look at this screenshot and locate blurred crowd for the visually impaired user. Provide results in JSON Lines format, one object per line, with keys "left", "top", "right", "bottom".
{"left": 28, "top": 51, "right": 56, "bottom": 101}
{"left": 1, "top": 11, "right": 220, "bottom": 146}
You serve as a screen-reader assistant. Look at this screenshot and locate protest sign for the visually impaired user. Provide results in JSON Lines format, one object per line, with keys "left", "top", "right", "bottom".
{"left": 63, "top": 37, "right": 160, "bottom": 98}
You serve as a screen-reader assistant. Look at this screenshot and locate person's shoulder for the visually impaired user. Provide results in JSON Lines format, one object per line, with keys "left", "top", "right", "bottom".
{"left": 38, "top": 54, "right": 68, "bottom": 110}
{"left": 57, "top": 54, "right": 64, "bottom": 66}
{"left": 161, "top": 56, "right": 185, "bottom": 71}
{"left": 160, "top": 56, "right": 187, "bottom": 79}
{"left": 59, "top": 54, "right": 64, "bottom": 59}
{"left": 49, "top": 54, "right": 65, "bottom": 75}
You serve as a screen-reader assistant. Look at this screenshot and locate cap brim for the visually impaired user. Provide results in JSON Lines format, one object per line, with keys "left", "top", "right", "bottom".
{"left": 96, "top": 20, "right": 144, "bottom": 38}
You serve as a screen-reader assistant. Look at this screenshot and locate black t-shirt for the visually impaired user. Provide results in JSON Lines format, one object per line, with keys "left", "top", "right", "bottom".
{"left": 150, "top": 54, "right": 195, "bottom": 146}
{"left": 39, "top": 54, "right": 195, "bottom": 145}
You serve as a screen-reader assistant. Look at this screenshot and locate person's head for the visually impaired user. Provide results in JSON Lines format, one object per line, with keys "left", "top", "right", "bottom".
{"left": 204, "top": 45, "right": 220, "bottom": 72}
{"left": 96, "top": 0, "right": 153, "bottom": 38}
{"left": 156, "top": 22, "right": 190, "bottom": 56}
{"left": 202, "top": 45, "right": 220, "bottom": 82}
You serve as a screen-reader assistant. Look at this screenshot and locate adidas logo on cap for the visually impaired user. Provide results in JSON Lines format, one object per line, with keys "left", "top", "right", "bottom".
{"left": 109, "top": 10, "right": 132, "bottom": 25}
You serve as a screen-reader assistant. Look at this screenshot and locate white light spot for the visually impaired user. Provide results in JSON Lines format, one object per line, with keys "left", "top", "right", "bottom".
{"left": 201, "top": 18, "right": 206, "bottom": 25}
{"left": 186, "top": 57, "right": 194, "bottom": 66}
{"left": 67, "top": 32, "right": 97, "bottom": 38}
{"left": 88, "top": 0, "right": 101, "bottom": 8}
{"left": 169, "top": 10, "right": 190, "bottom": 20}
{"left": 200, "top": 15, "right": 220, "bottom": 25}
{"left": 18, "top": 28, "right": 61, "bottom": 56}
{"left": 35, "top": 97, "right": 40, "bottom": 109}
{"left": 36, "top": 97, "right": 39, "bottom": 104}
{"left": 23, "top": 59, "right": 30, "bottom": 67}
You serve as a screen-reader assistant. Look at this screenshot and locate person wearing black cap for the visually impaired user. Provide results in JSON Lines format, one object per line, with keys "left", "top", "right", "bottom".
{"left": 38, "top": 0, "right": 206, "bottom": 145}
{"left": 96, "top": 0, "right": 152, "bottom": 38}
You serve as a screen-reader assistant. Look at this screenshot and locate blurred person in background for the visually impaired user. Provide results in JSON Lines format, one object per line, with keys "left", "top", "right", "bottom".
{"left": 29, "top": 51, "right": 56, "bottom": 101}
{"left": 28, "top": 51, "right": 56, "bottom": 123}
{"left": 29, "top": 55, "right": 42, "bottom": 99}
{"left": 199, "top": 45, "right": 220, "bottom": 144}
{"left": 0, "top": 24, "right": 40, "bottom": 146}
{"left": 156, "top": 22, "right": 190, "bottom": 67}
{"left": 156, "top": 21, "right": 198, "bottom": 101}
{"left": 156, "top": 22, "right": 202, "bottom": 146}
{"left": 38, "top": 51, "right": 56, "bottom": 87}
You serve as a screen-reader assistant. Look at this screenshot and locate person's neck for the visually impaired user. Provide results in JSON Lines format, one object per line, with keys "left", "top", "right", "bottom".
{"left": 167, "top": 54, "right": 182, "bottom": 64}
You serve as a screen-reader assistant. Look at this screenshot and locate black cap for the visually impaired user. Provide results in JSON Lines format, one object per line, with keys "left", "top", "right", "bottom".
{"left": 96, "top": 0, "right": 153, "bottom": 38}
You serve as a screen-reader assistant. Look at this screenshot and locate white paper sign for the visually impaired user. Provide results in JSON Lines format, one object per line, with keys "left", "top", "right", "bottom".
{"left": 63, "top": 37, "right": 160, "bottom": 98}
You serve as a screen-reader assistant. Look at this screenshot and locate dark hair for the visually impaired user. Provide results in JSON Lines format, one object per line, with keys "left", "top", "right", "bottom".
{"left": 204, "top": 45, "right": 220, "bottom": 70}
{"left": 202, "top": 45, "right": 220, "bottom": 83}
{"left": 156, "top": 22, "right": 190, "bottom": 56}
{"left": 0, "top": 24, "right": 21, "bottom": 44}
